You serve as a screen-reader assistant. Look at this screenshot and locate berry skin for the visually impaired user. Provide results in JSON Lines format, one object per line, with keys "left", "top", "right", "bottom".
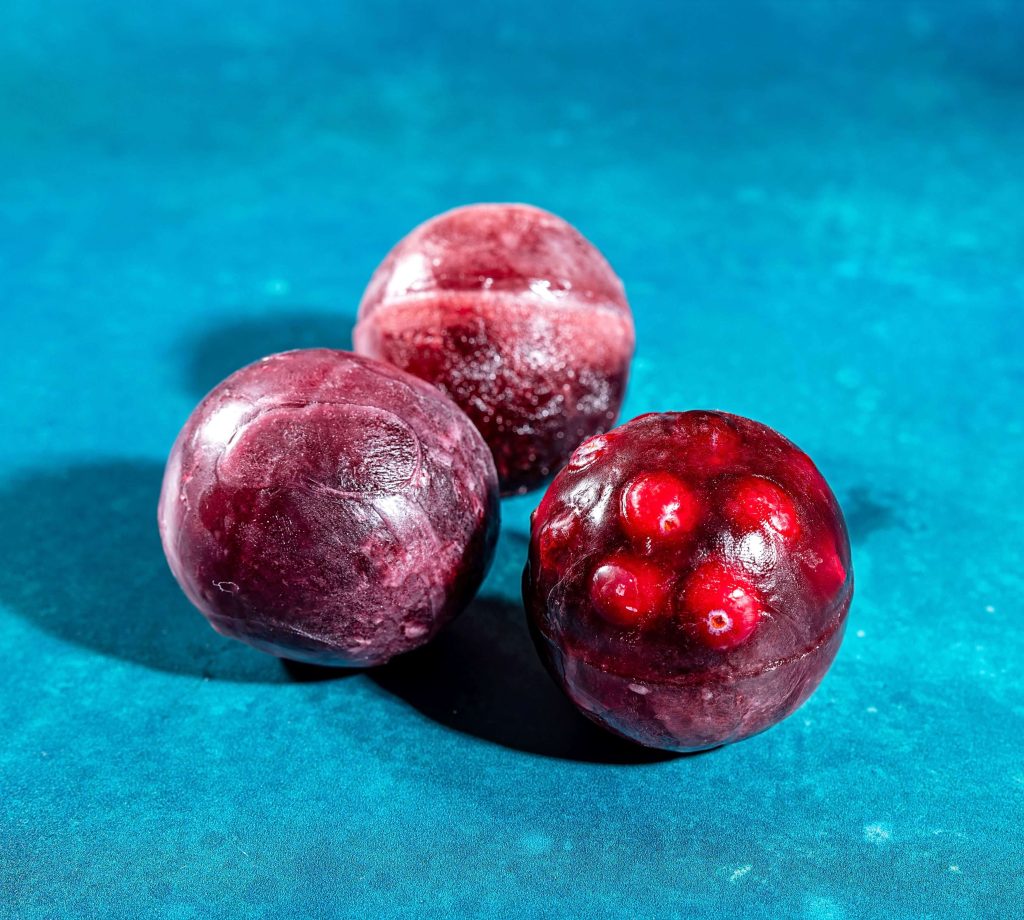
{"left": 590, "top": 556, "right": 668, "bottom": 627}
{"left": 619, "top": 472, "right": 701, "bottom": 544}
{"left": 724, "top": 475, "right": 801, "bottom": 540}
{"left": 679, "top": 559, "right": 763, "bottom": 651}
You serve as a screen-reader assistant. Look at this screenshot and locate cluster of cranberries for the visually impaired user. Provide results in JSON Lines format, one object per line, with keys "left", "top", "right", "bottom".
{"left": 525, "top": 411, "right": 851, "bottom": 751}
{"left": 160, "top": 203, "right": 852, "bottom": 752}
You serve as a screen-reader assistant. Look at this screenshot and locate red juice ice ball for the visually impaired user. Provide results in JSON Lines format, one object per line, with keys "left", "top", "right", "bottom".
{"left": 158, "top": 349, "right": 500, "bottom": 667}
{"left": 354, "top": 203, "right": 636, "bottom": 495}
{"left": 523, "top": 410, "right": 853, "bottom": 751}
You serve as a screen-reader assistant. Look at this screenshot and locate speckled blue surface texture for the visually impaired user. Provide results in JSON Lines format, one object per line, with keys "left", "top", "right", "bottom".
{"left": 2, "top": 2, "right": 1022, "bottom": 917}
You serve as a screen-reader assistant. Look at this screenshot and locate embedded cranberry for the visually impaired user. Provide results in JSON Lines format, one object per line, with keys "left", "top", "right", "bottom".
{"left": 354, "top": 203, "right": 636, "bottom": 495}
{"left": 802, "top": 531, "right": 848, "bottom": 598}
{"left": 620, "top": 471, "right": 701, "bottom": 544}
{"left": 676, "top": 412, "right": 743, "bottom": 471}
{"left": 158, "top": 349, "right": 499, "bottom": 667}
{"left": 538, "top": 510, "right": 582, "bottom": 574}
{"left": 590, "top": 556, "right": 669, "bottom": 627}
{"left": 678, "top": 559, "right": 761, "bottom": 651}
{"left": 524, "top": 410, "right": 853, "bottom": 752}
{"left": 724, "top": 475, "right": 801, "bottom": 541}
{"left": 568, "top": 433, "right": 615, "bottom": 472}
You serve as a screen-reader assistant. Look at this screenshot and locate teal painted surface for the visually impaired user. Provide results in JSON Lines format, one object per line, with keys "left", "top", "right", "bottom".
{"left": 1, "top": 2, "right": 1022, "bottom": 917}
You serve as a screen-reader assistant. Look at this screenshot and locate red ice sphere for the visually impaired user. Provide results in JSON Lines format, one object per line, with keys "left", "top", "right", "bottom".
{"left": 158, "top": 349, "right": 499, "bottom": 667}
{"left": 524, "top": 411, "right": 853, "bottom": 751}
{"left": 354, "top": 203, "right": 636, "bottom": 495}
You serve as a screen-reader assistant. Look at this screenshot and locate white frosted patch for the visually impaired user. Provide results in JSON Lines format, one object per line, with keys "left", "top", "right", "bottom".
{"left": 518, "top": 833, "right": 553, "bottom": 855}
{"left": 803, "top": 895, "right": 847, "bottom": 920}
{"left": 729, "top": 865, "right": 752, "bottom": 883}
{"left": 863, "top": 822, "right": 892, "bottom": 845}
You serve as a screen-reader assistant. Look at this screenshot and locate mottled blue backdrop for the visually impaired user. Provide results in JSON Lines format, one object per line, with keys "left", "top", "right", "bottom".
{"left": 1, "top": 1, "right": 1022, "bottom": 918}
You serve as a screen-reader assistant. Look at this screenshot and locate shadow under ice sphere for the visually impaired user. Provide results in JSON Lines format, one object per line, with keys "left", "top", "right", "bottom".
{"left": 158, "top": 349, "right": 500, "bottom": 666}
{"left": 523, "top": 411, "right": 853, "bottom": 751}
{"left": 354, "top": 203, "right": 636, "bottom": 495}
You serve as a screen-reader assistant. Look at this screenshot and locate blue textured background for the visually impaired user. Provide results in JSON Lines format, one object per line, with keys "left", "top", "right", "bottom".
{"left": 2, "top": 2, "right": 1022, "bottom": 917}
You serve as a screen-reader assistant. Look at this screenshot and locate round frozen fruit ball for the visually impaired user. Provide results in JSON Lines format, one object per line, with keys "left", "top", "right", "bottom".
{"left": 354, "top": 203, "right": 636, "bottom": 496}
{"left": 523, "top": 411, "right": 853, "bottom": 751}
{"left": 158, "top": 349, "right": 500, "bottom": 667}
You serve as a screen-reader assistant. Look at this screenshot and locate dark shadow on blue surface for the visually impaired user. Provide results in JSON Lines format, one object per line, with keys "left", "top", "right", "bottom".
{"left": 368, "top": 593, "right": 684, "bottom": 764}
{"left": 0, "top": 460, "right": 292, "bottom": 683}
{"left": 938, "top": 6, "right": 1024, "bottom": 93}
{"left": 843, "top": 486, "right": 898, "bottom": 544}
{"left": 180, "top": 309, "right": 354, "bottom": 398}
{"left": 0, "top": 459, "right": 683, "bottom": 758}
{"left": 280, "top": 658, "right": 366, "bottom": 683}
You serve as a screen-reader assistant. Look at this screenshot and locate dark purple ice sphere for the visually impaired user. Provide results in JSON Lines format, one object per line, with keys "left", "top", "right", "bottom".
{"left": 524, "top": 411, "right": 853, "bottom": 751}
{"left": 355, "top": 203, "right": 635, "bottom": 496}
{"left": 159, "top": 349, "right": 500, "bottom": 666}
